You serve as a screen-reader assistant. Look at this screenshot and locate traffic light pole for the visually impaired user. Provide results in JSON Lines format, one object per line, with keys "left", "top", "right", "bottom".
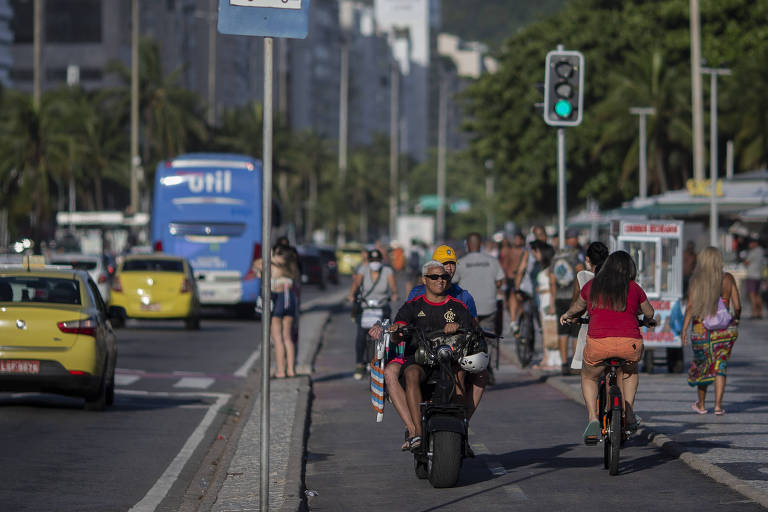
{"left": 557, "top": 128, "right": 566, "bottom": 251}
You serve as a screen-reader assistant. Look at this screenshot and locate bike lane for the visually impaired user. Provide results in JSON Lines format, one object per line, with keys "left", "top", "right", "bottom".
{"left": 303, "top": 310, "right": 763, "bottom": 511}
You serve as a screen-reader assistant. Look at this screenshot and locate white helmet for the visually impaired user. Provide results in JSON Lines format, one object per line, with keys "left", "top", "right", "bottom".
{"left": 459, "top": 351, "right": 489, "bottom": 373}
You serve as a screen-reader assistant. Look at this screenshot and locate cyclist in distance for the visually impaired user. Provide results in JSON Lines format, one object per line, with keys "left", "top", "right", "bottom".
{"left": 369, "top": 260, "right": 474, "bottom": 451}
{"left": 559, "top": 251, "right": 655, "bottom": 444}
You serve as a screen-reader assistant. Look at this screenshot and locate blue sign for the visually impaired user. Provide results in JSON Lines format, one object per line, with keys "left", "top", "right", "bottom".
{"left": 218, "top": 0, "right": 310, "bottom": 39}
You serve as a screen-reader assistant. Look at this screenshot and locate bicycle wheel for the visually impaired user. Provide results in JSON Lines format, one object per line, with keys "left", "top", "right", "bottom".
{"left": 516, "top": 311, "right": 534, "bottom": 367}
{"left": 608, "top": 406, "right": 622, "bottom": 475}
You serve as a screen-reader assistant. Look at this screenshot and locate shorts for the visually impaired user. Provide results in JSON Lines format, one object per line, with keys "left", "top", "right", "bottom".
{"left": 583, "top": 336, "right": 643, "bottom": 367}
{"left": 555, "top": 298, "right": 578, "bottom": 337}
{"left": 477, "top": 311, "right": 497, "bottom": 334}
{"left": 504, "top": 277, "right": 517, "bottom": 299}
{"left": 746, "top": 278, "right": 762, "bottom": 295}
{"left": 272, "top": 289, "right": 297, "bottom": 317}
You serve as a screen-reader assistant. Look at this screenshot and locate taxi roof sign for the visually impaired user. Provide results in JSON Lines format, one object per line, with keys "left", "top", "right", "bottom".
{"left": 217, "top": 0, "right": 310, "bottom": 39}
{"left": 23, "top": 255, "right": 47, "bottom": 269}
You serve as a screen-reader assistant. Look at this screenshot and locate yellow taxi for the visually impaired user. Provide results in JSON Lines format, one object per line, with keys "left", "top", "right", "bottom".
{"left": 336, "top": 243, "right": 365, "bottom": 275}
{"left": 109, "top": 254, "right": 201, "bottom": 329}
{"left": 0, "top": 257, "right": 118, "bottom": 410}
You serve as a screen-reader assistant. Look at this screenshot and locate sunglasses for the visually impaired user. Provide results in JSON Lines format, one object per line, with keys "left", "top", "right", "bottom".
{"left": 424, "top": 274, "right": 451, "bottom": 281}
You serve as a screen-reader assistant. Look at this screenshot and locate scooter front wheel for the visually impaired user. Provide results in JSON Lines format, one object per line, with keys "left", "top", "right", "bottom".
{"left": 428, "top": 431, "right": 463, "bottom": 488}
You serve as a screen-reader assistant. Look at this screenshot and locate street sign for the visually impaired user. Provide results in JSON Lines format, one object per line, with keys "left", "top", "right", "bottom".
{"left": 218, "top": 0, "right": 310, "bottom": 39}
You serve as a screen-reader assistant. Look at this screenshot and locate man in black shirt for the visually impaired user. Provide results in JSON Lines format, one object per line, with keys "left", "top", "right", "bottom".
{"left": 372, "top": 260, "right": 474, "bottom": 450}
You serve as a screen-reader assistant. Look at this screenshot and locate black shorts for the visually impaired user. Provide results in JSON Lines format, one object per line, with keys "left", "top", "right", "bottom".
{"left": 505, "top": 277, "right": 517, "bottom": 299}
{"left": 555, "top": 298, "right": 578, "bottom": 337}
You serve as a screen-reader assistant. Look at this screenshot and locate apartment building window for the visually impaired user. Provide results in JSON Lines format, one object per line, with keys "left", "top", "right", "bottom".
{"left": 11, "top": 0, "right": 102, "bottom": 44}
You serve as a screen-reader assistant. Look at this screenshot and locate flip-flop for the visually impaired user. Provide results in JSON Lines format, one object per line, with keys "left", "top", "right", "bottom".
{"left": 408, "top": 435, "right": 422, "bottom": 451}
{"left": 583, "top": 420, "right": 600, "bottom": 445}
{"left": 691, "top": 402, "right": 708, "bottom": 414}
{"left": 714, "top": 408, "right": 726, "bottom": 416}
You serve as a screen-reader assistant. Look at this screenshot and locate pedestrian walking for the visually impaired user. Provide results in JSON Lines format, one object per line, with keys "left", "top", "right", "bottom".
{"left": 570, "top": 241, "right": 609, "bottom": 370}
{"left": 683, "top": 247, "right": 741, "bottom": 415}
{"left": 529, "top": 241, "right": 560, "bottom": 370}
{"left": 552, "top": 229, "right": 586, "bottom": 375}
{"left": 744, "top": 237, "right": 764, "bottom": 319}
{"left": 500, "top": 232, "right": 526, "bottom": 332}
{"left": 453, "top": 233, "right": 504, "bottom": 334}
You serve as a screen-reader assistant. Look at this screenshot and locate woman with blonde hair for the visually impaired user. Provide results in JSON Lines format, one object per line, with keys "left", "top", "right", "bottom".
{"left": 683, "top": 247, "right": 741, "bottom": 415}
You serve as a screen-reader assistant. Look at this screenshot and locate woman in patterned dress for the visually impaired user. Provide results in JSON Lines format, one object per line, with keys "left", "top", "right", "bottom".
{"left": 683, "top": 247, "right": 742, "bottom": 415}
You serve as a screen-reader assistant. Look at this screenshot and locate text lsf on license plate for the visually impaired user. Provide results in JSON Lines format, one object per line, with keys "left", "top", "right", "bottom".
{"left": 141, "top": 303, "right": 162, "bottom": 311}
{"left": 0, "top": 360, "right": 40, "bottom": 374}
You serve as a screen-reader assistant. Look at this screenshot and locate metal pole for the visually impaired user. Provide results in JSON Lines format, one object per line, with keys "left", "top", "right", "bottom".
{"left": 557, "top": 128, "right": 566, "bottom": 251}
{"left": 701, "top": 66, "right": 730, "bottom": 247}
{"left": 709, "top": 72, "right": 718, "bottom": 247}
{"left": 338, "top": 43, "right": 348, "bottom": 182}
{"left": 130, "top": 0, "right": 140, "bottom": 214}
{"left": 389, "top": 61, "right": 399, "bottom": 242}
{"left": 206, "top": 0, "right": 217, "bottom": 126}
{"left": 726, "top": 140, "right": 734, "bottom": 179}
{"left": 436, "top": 77, "right": 447, "bottom": 241}
{"left": 630, "top": 107, "right": 655, "bottom": 199}
{"left": 260, "top": 36, "right": 274, "bottom": 512}
{"left": 690, "top": 0, "right": 705, "bottom": 182}
{"left": 33, "top": 0, "right": 43, "bottom": 109}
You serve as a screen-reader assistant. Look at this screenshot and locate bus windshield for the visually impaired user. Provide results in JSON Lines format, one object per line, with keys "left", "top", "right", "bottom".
{"left": 152, "top": 154, "right": 263, "bottom": 307}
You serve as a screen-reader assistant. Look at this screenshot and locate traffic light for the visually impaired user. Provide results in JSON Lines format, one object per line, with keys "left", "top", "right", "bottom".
{"left": 543, "top": 50, "right": 585, "bottom": 127}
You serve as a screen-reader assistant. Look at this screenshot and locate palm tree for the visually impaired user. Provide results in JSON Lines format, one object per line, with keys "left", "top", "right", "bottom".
{"left": 109, "top": 38, "right": 207, "bottom": 182}
{"left": 0, "top": 89, "right": 78, "bottom": 243}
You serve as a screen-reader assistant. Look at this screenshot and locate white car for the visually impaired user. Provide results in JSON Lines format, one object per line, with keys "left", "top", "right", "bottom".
{"left": 48, "top": 253, "right": 111, "bottom": 301}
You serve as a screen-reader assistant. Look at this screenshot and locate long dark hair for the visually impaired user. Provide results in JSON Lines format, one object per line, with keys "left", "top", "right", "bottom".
{"left": 586, "top": 241, "right": 609, "bottom": 274}
{"left": 589, "top": 250, "right": 637, "bottom": 311}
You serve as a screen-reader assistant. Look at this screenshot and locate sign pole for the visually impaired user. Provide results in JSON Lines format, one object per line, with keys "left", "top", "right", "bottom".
{"left": 557, "top": 127, "right": 566, "bottom": 250}
{"left": 260, "top": 36, "right": 274, "bottom": 512}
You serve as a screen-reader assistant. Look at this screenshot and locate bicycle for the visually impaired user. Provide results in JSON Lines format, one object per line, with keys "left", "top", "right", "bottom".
{"left": 574, "top": 316, "right": 656, "bottom": 476}
{"left": 513, "top": 291, "right": 536, "bottom": 367}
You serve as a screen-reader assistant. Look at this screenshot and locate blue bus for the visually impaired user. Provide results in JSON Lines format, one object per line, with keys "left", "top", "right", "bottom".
{"left": 152, "top": 153, "right": 263, "bottom": 313}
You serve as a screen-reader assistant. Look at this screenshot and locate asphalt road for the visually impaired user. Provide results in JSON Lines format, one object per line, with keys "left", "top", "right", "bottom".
{"left": 0, "top": 285, "right": 328, "bottom": 512}
{"left": 304, "top": 309, "right": 765, "bottom": 511}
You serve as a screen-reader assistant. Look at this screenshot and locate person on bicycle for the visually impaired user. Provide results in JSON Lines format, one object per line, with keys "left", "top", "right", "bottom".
{"left": 559, "top": 250, "right": 655, "bottom": 444}
{"left": 379, "top": 260, "right": 474, "bottom": 451}
{"left": 347, "top": 249, "right": 398, "bottom": 380}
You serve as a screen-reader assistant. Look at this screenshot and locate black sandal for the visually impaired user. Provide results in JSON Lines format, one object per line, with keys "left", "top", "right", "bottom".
{"left": 408, "top": 435, "right": 422, "bottom": 451}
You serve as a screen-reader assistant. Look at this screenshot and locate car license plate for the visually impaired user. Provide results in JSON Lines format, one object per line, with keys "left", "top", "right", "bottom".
{"left": 141, "top": 303, "right": 162, "bottom": 311}
{"left": 0, "top": 360, "right": 40, "bottom": 374}
{"left": 201, "top": 290, "right": 216, "bottom": 297}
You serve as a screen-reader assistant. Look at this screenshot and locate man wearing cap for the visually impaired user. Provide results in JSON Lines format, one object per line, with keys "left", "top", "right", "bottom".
{"left": 370, "top": 260, "right": 473, "bottom": 451}
{"left": 406, "top": 245, "right": 489, "bottom": 427}
{"left": 348, "top": 249, "right": 398, "bottom": 379}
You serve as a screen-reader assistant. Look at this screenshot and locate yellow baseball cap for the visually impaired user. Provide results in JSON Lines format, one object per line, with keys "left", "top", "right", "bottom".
{"left": 432, "top": 245, "right": 457, "bottom": 264}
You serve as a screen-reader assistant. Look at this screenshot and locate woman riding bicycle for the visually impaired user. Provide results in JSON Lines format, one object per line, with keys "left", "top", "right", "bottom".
{"left": 560, "top": 250, "right": 655, "bottom": 444}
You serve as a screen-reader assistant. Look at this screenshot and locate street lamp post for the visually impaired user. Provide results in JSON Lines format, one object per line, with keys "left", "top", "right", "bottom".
{"left": 701, "top": 66, "right": 731, "bottom": 247}
{"left": 630, "top": 107, "right": 656, "bottom": 199}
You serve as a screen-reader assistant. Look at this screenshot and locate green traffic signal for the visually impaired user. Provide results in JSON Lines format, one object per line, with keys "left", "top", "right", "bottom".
{"left": 554, "top": 99, "right": 573, "bottom": 118}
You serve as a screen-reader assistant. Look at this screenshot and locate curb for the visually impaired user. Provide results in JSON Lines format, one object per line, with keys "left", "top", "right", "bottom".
{"left": 280, "top": 376, "right": 311, "bottom": 512}
{"left": 545, "top": 376, "right": 768, "bottom": 509}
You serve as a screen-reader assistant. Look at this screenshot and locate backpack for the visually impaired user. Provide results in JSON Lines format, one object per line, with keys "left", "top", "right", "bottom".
{"left": 552, "top": 251, "right": 576, "bottom": 289}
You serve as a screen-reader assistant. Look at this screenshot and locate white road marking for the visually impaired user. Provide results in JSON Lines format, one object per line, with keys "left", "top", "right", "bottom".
{"left": 173, "top": 377, "right": 215, "bottom": 389}
{"left": 123, "top": 390, "right": 230, "bottom": 512}
{"left": 504, "top": 484, "right": 529, "bottom": 501}
{"left": 116, "top": 374, "right": 141, "bottom": 386}
{"left": 471, "top": 442, "right": 490, "bottom": 456}
{"left": 234, "top": 348, "right": 261, "bottom": 378}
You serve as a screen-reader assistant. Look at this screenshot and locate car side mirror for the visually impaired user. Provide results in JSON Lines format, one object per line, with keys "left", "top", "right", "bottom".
{"left": 107, "top": 306, "right": 127, "bottom": 327}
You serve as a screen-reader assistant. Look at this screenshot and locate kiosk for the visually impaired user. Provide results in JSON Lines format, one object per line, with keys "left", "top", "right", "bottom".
{"left": 612, "top": 220, "right": 685, "bottom": 373}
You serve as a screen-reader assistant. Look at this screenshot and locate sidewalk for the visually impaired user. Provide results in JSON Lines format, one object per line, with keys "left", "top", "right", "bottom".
{"left": 546, "top": 318, "right": 768, "bottom": 508}
{"left": 209, "top": 288, "right": 347, "bottom": 512}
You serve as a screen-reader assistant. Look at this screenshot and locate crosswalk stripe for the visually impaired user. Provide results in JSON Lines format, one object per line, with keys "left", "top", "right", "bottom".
{"left": 173, "top": 377, "right": 215, "bottom": 389}
{"left": 116, "top": 374, "right": 141, "bottom": 387}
